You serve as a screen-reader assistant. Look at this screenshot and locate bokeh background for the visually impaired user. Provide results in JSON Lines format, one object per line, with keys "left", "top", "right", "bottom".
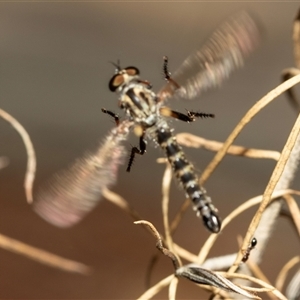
{"left": 1, "top": 2, "right": 300, "bottom": 299}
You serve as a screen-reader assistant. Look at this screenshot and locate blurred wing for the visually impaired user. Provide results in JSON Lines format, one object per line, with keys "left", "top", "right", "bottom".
{"left": 33, "top": 120, "right": 132, "bottom": 228}
{"left": 158, "top": 11, "right": 262, "bottom": 101}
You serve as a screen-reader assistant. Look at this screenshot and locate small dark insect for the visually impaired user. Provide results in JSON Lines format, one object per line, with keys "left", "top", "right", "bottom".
{"left": 33, "top": 11, "right": 261, "bottom": 233}
{"left": 242, "top": 237, "right": 257, "bottom": 263}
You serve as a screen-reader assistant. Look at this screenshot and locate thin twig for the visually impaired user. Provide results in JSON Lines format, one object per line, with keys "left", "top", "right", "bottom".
{"left": 0, "top": 233, "right": 90, "bottom": 275}
{"left": 230, "top": 108, "right": 300, "bottom": 270}
{"left": 0, "top": 108, "right": 36, "bottom": 203}
{"left": 281, "top": 68, "right": 300, "bottom": 111}
{"left": 136, "top": 274, "right": 174, "bottom": 300}
{"left": 281, "top": 194, "right": 300, "bottom": 235}
{"left": 220, "top": 272, "right": 287, "bottom": 300}
{"left": 177, "top": 133, "right": 280, "bottom": 161}
{"left": 134, "top": 220, "right": 180, "bottom": 271}
{"left": 242, "top": 113, "right": 300, "bottom": 270}
{"left": 161, "top": 164, "right": 176, "bottom": 254}
{"left": 168, "top": 277, "right": 179, "bottom": 300}
{"left": 200, "top": 74, "right": 300, "bottom": 186}
{"left": 245, "top": 262, "right": 278, "bottom": 300}
{"left": 275, "top": 256, "right": 300, "bottom": 292}
{"left": 134, "top": 220, "right": 179, "bottom": 300}
{"left": 198, "top": 189, "right": 297, "bottom": 264}
{"left": 102, "top": 188, "right": 143, "bottom": 222}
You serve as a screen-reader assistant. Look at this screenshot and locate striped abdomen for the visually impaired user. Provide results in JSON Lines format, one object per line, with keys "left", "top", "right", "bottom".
{"left": 155, "top": 124, "right": 221, "bottom": 233}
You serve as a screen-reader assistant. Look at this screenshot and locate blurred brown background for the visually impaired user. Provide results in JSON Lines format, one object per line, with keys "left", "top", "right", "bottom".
{"left": 1, "top": 2, "right": 299, "bottom": 299}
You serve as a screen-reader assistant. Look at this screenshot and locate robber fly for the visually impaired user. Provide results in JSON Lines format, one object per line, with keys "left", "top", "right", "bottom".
{"left": 33, "top": 11, "right": 261, "bottom": 233}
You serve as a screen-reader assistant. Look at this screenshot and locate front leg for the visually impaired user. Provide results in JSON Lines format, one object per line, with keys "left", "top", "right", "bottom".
{"left": 163, "top": 55, "right": 180, "bottom": 90}
{"left": 127, "top": 132, "right": 147, "bottom": 172}
{"left": 101, "top": 108, "right": 120, "bottom": 126}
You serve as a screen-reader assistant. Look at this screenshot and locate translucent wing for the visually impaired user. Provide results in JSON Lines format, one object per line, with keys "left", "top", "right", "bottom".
{"left": 33, "top": 120, "right": 131, "bottom": 227}
{"left": 158, "top": 11, "right": 262, "bottom": 101}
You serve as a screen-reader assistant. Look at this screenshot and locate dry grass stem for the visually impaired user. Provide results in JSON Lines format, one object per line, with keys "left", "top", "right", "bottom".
{"left": 282, "top": 194, "right": 300, "bottom": 235}
{"left": 102, "top": 188, "right": 143, "bottom": 222}
{"left": 275, "top": 256, "right": 300, "bottom": 292}
{"left": 0, "top": 233, "right": 90, "bottom": 275}
{"left": 168, "top": 276, "right": 179, "bottom": 300}
{"left": 198, "top": 189, "right": 295, "bottom": 263}
{"left": 134, "top": 220, "right": 180, "bottom": 269}
{"left": 168, "top": 76, "right": 300, "bottom": 240}
{"left": 281, "top": 68, "right": 300, "bottom": 111}
{"left": 136, "top": 274, "right": 174, "bottom": 300}
{"left": 246, "top": 262, "right": 271, "bottom": 285}
{"left": 135, "top": 220, "right": 183, "bottom": 298}
{"left": 0, "top": 108, "right": 36, "bottom": 203}
{"left": 177, "top": 133, "right": 280, "bottom": 161}
{"left": 200, "top": 73, "right": 300, "bottom": 186}
{"left": 229, "top": 109, "right": 300, "bottom": 274}
{"left": 172, "top": 243, "right": 199, "bottom": 263}
{"left": 245, "top": 262, "right": 279, "bottom": 300}
{"left": 169, "top": 199, "right": 190, "bottom": 233}
{"left": 157, "top": 158, "right": 194, "bottom": 237}
{"left": 161, "top": 164, "right": 175, "bottom": 251}
{"left": 134, "top": 220, "right": 162, "bottom": 242}
{"left": 220, "top": 272, "right": 287, "bottom": 300}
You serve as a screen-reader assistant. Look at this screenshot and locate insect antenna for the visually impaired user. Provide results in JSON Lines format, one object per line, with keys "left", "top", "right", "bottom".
{"left": 109, "top": 59, "right": 121, "bottom": 73}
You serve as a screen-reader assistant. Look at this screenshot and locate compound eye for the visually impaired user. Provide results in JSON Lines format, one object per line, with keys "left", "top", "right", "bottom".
{"left": 109, "top": 74, "right": 124, "bottom": 91}
{"left": 125, "top": 66, "right": 139, "bottom": 76}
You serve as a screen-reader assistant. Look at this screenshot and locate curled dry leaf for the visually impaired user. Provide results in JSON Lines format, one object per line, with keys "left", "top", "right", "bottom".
{"left": 176, "top": 264, "right": 260, "bottom": 299}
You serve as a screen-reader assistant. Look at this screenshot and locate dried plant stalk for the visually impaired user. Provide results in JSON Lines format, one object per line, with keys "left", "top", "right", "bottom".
{"left": 275, "top": 256, "right": 300, "bottom": 292}
{"left": 161, "top": 164, "right": 175, "bottom": 252}
{"left": 177, "top": 133, "right": 280, "bottom": 161}
{"left": 0, "top": 233, "right": 90, "bottom": 274}
{"left": 198, "top": 189, "right": 296, "bottom": 264}
{"left": 282, "top": 194, "right": 300, "bottom": 235}
{"left": 200, "top": 74, "right": 300, "bottom": 185}
{"left": 0, "top": 108, "right": 36, "bottom": 203}
{"left": 230, "top": 102, "right": 300, "bottom": 269}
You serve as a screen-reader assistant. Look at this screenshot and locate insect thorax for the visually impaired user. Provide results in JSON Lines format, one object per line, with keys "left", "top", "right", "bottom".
{"left": 119, "top": 83, "right": 159, "bottom": 128}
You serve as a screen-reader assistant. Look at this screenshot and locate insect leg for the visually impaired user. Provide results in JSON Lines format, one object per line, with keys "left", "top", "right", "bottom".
{"left": 186, "top": 110, "right": 215, "bottom": 120}
{"left": 127, "top": 132, "right": 147, "bottom": 172}
{"left": 101, "top": 108, "right": 120, "bottom": 126}
{"left": 160, "top": 107, "right": 215, "bottom": 122}
{"left": 163, "top": 56, "right": 180, "bottom": 89}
